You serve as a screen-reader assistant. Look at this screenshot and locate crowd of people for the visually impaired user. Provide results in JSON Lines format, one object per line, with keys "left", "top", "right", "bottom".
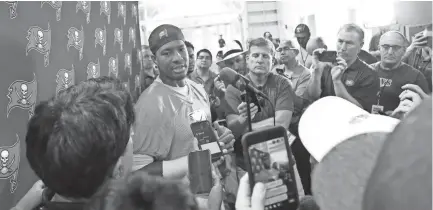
{"left": 10, "top": 20, "right": 431, "bottom": 210}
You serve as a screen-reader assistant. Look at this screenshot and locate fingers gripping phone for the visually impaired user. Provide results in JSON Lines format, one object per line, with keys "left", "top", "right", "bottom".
{"left": 190, "top": 120, "right": 223, "bottom": 162}
{"left": 318, "top": 51, "right": 337, "bottom": 63}
{"left": 242, "top": 126, "right": 299, "bottom": 210}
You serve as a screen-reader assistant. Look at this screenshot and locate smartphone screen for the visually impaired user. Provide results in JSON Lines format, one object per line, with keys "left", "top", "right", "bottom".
{"left": 318, "top": 51, "right": 337, "bottom": 63}
{"left": 190, "top": 121, "right": 223, "bottom": 161}
{"left": 248, "top": 137, "right": 298, "bottom": 210}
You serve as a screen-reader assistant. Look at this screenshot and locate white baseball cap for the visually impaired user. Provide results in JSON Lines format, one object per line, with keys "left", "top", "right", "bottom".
{"left": 299, "top": 96, "right": 400, "bottom": 162}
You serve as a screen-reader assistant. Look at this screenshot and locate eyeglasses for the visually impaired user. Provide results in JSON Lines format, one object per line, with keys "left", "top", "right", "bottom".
{"left": 380, "top": 44, "right": 403, "bottom": 51}
{"left": 277, "top": 47, "right": 296, "bottom": 52}
{"left": 197, "top": 56, "right": 212, "bottom": 60}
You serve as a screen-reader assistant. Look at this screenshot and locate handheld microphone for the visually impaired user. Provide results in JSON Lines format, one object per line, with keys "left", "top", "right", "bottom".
{"left": 219, "top": 67, "right": 269, "bottom": 101}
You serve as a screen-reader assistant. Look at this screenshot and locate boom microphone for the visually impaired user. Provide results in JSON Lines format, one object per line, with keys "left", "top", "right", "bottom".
{"left": 218, "top": 67, "right": 269, "bottom": 100}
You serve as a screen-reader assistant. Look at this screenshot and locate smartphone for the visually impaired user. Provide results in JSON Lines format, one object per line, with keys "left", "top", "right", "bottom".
{"left": 188, "top": 150, "right": 213, "bottom": 195}
{"left": 423, "top": 29, "right": 432, "bottom": 47}
{"left": 190, "top": 120, "right": 223, "bottom": 162}
{"left": 215, "top": 119, "right": 227, "bottom": 127}
{"left": 242, "top": 126, "right": 299, "bottom": 210}
{"left": 318, "top": 51, "right": 337, "bottom": 63}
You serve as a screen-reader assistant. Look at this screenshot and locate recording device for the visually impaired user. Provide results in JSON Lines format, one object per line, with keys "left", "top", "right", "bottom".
{"left": 242, "top": 126, "right": 299, "bottom": 210}
{"left": 275, "top": 68, "right": 291, "bottom": 80}
{"left": 219, "top": 67, "right": 269, "bottom": 101}
{"left": 188, "top": 150, "right": 213, "bottom": 195}
{"left": 190, "top": 120, "right": 223, "bottom": 162}
{"left": 318, "top": 51, "right": 337, "bottom": 63}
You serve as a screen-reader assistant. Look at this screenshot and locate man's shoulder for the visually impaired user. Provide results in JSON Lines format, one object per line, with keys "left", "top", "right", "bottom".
{"left": 400, "top": 62, "right": 424, "bottom": 74}
{"left": 187, "top": 79, "right": 208, "bottom": 98}
{"left": 270, "top": 72, "right": 291, "bottom": 86}
{"left": 135, "top": 82, "right": 176, "bottom": 115}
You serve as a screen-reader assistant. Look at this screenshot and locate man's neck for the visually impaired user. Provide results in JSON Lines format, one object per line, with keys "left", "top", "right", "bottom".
{"left": 380, "top": 61, "right": 402, "bottom": 70}
{"left": 197, "top": 67, "right": 210, "bottom": 77}
{"left": 284, "top": 60, "right": 299, "bottom": 72}
{"left": 346, "top": 57, "right": 357, "bottom": 68}
{"left": 249, "top": 72, "right": 269, "bottom": 87}
{"left": 160, "top": 75, "right": 186, "bottom": 87}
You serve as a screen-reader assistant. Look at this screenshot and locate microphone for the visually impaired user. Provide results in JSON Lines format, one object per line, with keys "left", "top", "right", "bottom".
{"left": 219, "top": 67, "right": 269, "bottom": 100}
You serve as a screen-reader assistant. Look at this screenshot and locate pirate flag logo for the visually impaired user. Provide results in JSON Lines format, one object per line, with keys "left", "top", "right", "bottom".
{"left": 55, "top": 65, "right": 75, "bottom": 96}
{"left": 129, "top": 27, "right": 136, "bottom": 48}
{"left": 41, "top": 1, "right": 62, "bottom": 21}
{"left": 136, "top": 48, "right": 143, "bottom": 70}
{"left": 0, "top": 134, "right": 20, "bottom": 193}
{"left": 6, "top": 74, "right": 37, "bottom": 119}
{"left": 67, "top": 26, "right": 84, "bottom": 60}
{"left": 118, "top": 2, "right": 126, "bottom": 25}
{"left": 114, "top": 27, "right": 123, "bottom": 52}
{"left": 95, "top": 26, "right": 107, "bottom": 56}
{"left": 5, "top": 1, "right": 17, "bottom": 19}
{"left": 100, "top": 1, "right": 111, "bottom": 24}
{"left": 87, "top": 59, "right": 101, "bottom": 79}
{"left": 26, "top": 23, "right": 51, "bottom": 67}
{"left": 109, "top": 55, "right": 119, "bottom": 78}
{"left": 134, "top": 74, "right": 141, "bottom": 94}
{"left": 123, "top": 79, "right": 130, "bottom": 92}
{"left": 132, "top": 4, "right": 138, "bottom": 23}
{"left": 125, "top": 53, "right": 132, "bottom": 75}
{"left": 76, "top": 1, "right": 91, "bottom": 24}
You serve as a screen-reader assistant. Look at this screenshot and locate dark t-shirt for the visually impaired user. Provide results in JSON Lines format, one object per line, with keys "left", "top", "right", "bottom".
{"left": 321, "top": 58, "right": 379, "bottom": 112}
{"left": 371, "top": 62, "right": 430, "bottom": 112}
{"left": 224, "top": 72, "right": 295, "bottom": 121}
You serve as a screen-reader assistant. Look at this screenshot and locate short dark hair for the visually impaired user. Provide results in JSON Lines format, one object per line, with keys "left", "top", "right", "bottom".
{"left": 26, "top": 77, "right": 134, "bottom": 199}
{"left": 184, "top": 41, "right": 194, "bottom": 50}
{"left": 196, "top": 49, "right": 213, "bottom": 61}
{"left": 248, "top": 37, "right": 275, "bottom": 55}
{"left": 84, "top": 171, "right": 199, "bottom": 210}
{"left": 338, "top": 23, "right": 365, "bottom": 43}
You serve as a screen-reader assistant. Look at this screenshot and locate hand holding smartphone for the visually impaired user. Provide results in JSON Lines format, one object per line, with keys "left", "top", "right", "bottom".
{"left": 190, "top": 120, "right": 224, "bottom": 162}
{"left": 318, "top": 51, "right": 337, "bottom": 63}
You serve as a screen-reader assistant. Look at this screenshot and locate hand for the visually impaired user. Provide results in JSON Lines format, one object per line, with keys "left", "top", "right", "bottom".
{"left": 15, "top": 180, "right": 45, "bottom": 210}
{"left": 237, "top": 102, "right": 259, "bottom": 119}
{"left": 331, "top": 57, "right": 347, "bottom": 81}
{"left": 214, "top": 122, "right": 235, "bottom": 154}
{"left": 401, "top": 84, "right": 428, "bottom": 100}
{"left": 214, "top": 77, "right": 226, "bottom": 93}
{"left": 408, "top": 33, "right": 428, "bottom": 51}
{"left": 311, "top": 48, "right": 328, "bottom": 72}
{"left": 207, "top": 163, "right": 224, "bottom": 210}
{"left": 235, "top": 174, "right": 266, "bottom": 210}
{"left": 398, "top": 88, "right": 424, "bottom": 111}
{"left": 391, "top": 99, "right": 414, "bottom": 119}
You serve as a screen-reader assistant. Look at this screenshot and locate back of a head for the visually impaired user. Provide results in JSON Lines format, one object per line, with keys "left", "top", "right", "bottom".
{"left": 84, "top": 171, "right": 198, "bottom": 210}
{"left": 363, "top": 97, "right": 432, "bottom": 210}
{"left": 26, "top": 77, "right": 134, "bottom": 199}
{"left": 306, "top": 37, "right": 327, "bottom": 55}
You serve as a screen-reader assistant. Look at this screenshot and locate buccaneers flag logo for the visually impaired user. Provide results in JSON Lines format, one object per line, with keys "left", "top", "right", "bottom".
{"left": 26, "top": 23, "right": 51, "bottom": 67}
{"left": 87, "top": 59, "right": 101, "bottom": 79}
{"left": 109, "top": 55, "right": 119, "bottom": 78}
{"left": 95, "top": 26, "right": 107, "bottom": 56}
{"left": 76, "top": 1, "right": 91, "bottom": 24}
{"left": 0, "top": 135, "right": 20, "bottom": 193}
{"left": 136, "top": 48, "right": 143, "bottom": 70}
{"left": 67, "top": 26, "right": 85, "bottom": 60}
{"left": 125, "top": 53, "right": 132, "bottom": 75}
{"left": 100, "top": 1, "right": 111, "bottom": 24}
{"left": 132, "top": 4, "right": 138, "bottom": 23}
{"left": 114, "top": 27, "right": 123, "bottom": 52}
{"left": 5, "top": 1, "right": 17, "bottom": 19}
{"left": 129, "top": 27, "right": 136, "bottom": 48}
{"left": 135, "top": 74, "right": 141, "bottom": 94}
{"left": 123, "top": 79, "right": 130, "bottom": 92}
{"left": 6, "top": 74, "right": 37, "bottom": 119}
{"left": 118, "top": 2, "right": 126, "bottom": 25}
{"left": 41, "top": 1, "right": 62, "bottom": 21}
{"left": 56, "top": 65, "right": 75, "bottom": 96}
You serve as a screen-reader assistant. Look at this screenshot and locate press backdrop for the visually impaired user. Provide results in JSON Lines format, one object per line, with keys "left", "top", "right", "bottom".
{"left": 0, "top": 2, "right": 142, "bottom": 209}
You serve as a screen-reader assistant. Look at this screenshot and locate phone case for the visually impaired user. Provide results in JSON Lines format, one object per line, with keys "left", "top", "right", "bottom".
{"left": 188, "top": 150, "right": 213, "bottom": 195}
{"left": 190, "top": 121, "right": 223, "bottom": 162}
{"left": 319, "top": 51, "right": 337, "bottom": 63}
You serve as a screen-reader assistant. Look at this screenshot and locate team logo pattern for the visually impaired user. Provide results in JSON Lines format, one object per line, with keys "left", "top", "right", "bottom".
{"left": 129, "top": 27, "right": 136, "bottom": 48}
{"left": 95, "top": 26, "right": 107, "bottom": 55}
{"left": 135, "top": 74, "right": 141, "bottom": 94}
{"left": 56, "top": 65, "right": 75, "bottom": 96}
{"left": 132, "top": 4, "right": 138, "bottom": 23}
{"left": 26, "top": 23, "right": 51, "bottom": 67}
{"left": 114, "top": 27, "right": 123, "bottom": 52}
{"left": 118, "top": 2, "right": 126, "bottom": 25}
{"left": 6, "top": 74, "right": 37, "bottom": 119}
{"left": 87, "top": 59, "right": 101, "bottom": 79}
{"left": 109, "top": 55, "right": 119, "bottom": 78}
{"left": 137, "top": 48, "right": 143, "bottom": 70}
{"left": 5, "top": 1, "right": 18, "bottom": 19}
{"left": 123, "top": 79, "right": 130, "bottom": 92}
{"left": 41, "top": 1, "right": 62, "bottom": 21}
{"left": 125, "top": 53, "right": 132, "bottom": 75}
{"left": 100, "top": 1, "right": 111, "bottom": 24}
{"left": 0, "top": 135, "right": 20, "bottom": 193}
{"left": 76, "top": 1, "right": 91, "bottom": 24}
{"left": 67, "top": 26, "right": 85, "bottom": 60}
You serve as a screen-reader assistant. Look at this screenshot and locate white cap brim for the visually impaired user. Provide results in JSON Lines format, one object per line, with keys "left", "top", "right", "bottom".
{"left": 216, "top": 51, "right": 247, "bottom": 66}
{"left": 299, "top": 96, "right": 400, "bottom": 162}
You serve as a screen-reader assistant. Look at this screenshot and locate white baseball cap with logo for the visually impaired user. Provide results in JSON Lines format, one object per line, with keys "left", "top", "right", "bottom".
{"left": 299, "top": 96, "right": 400, "bottom": 162}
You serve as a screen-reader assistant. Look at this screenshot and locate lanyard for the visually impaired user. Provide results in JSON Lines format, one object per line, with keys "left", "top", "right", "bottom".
{"left": 299, "top": 48, "right": 309, "bottom": 65}
{"left": 376, "top": 66, "right": 396, "bottom": 105}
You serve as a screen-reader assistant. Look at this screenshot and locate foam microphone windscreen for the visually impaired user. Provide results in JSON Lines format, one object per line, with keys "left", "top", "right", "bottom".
{"left": 297, "top": 195, "right": 320, "bottom": 210}
{"left": 219, "top": 67, "right": 240, "bottom": 86}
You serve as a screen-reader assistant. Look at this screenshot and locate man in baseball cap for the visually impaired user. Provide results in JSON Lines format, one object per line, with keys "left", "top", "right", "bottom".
{"left": 133, "top": 24, "right": 234, "bottom": 181}
{"left": 294, "top": 24, "right": 313, "bottom": 68}
{"left": 299, "top": 96, "right": 431, "bottom": 210}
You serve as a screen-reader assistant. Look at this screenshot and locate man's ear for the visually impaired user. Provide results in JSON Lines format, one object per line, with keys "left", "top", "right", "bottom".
{"left": 360, "top": 41, "right": 364, "bottom": 49}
